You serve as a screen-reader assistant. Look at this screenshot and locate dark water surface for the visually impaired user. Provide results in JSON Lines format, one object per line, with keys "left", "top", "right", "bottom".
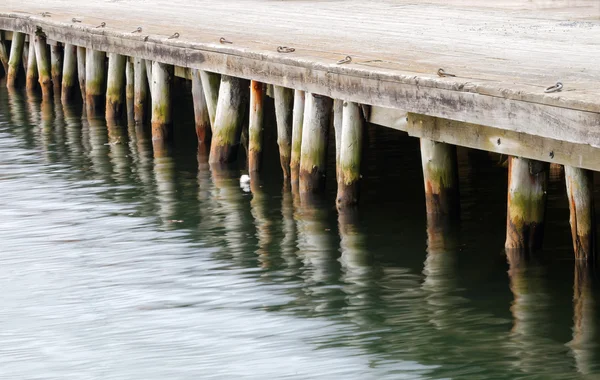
{"left": 1, "top": 81, "right": 600, "bottom": 379}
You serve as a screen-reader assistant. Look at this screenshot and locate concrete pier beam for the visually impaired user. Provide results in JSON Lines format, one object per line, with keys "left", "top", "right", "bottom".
{"left": 248, "top": 80, "right": 265, "bottom": 173}
{"left": 209, "top": 75, "right": 245, "bottom": 164}
{"left": 505, "top": 156, "right": 548, "bottom": 251}
{"left": 299, "top": 93, "right": 332, "bottom": 195}
{"left": 34, "top": 32, "right": 52, "bottom": 99}
{"left": 191, "top": 69, "right": 212, "bottom": 146}
{"left": 7, "top": 31, "right": 25, "bottom": 87}
{"left": 125, "top": 58, "right": 135, "bottom": 125}
{"left": 61, "top": 44, "right": 77, "bottom": 102}
{"left": 25, "top": 39, "right": 37, "bottom": 90}
{"left": 150, "top": 61, "right": 173, "bottom": 156}
{"left": 85, "top": 49, "right": 106, "bottom": 115}
{"left": 290, "top": 89, "right": 305, "bottom": 185}
{"left": 274, "top": 86, "right": 294, "bottom": 178}
{"left": 133, "top": 58, "right": 148, "bottom": 125}
{"left": 336, "top": 101, "right": 364, "bottom": 207}
{"left": 50, "top": 44, "right": 63, "bottom": 95}
{"left": 106, "top": 53, "right": 126, "bottom": 120}
{"left": 199, "top": 70, "right": 220, "bottom": 129}
{"left": 76, "top": 46, "right": 86, "bottom": 101}
{"left": 565, "top": 166, "right": 595, "bottom": 264}
{"left": 420, "top": 138, "right": 460, "bottom": 216}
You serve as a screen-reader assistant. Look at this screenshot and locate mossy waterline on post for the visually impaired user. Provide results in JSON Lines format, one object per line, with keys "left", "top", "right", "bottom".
{"left": 336, "top": 101, "right": 365, "bottom": 207}
{"left": 290, "top": 89, "right": 305, "bottom": 186}
{"left": 420, "top": 138, "right": 460, "bottom": 216}
{"left": 274, "top": 86, "right": 294, "bottom": 178}
{"left": 248, "top": 80, "right": 265, "bottom": 173}
{"left": 61, "top": 44, "right": 77, "bottom": 102}
{"left": 105, "top": 53, "right": 126, "bottom": 121}
{"left": 191, "top": 69, "right": 212, "bottom": 146}
{"left": 125, "top": 58, "right": 135, "bottom": 125}
{"left": 150, "top": 61, "right": 174, "bottom": 157}
{"left": 133, "top": 58, "right": 148, "bottom": 125}
{"left": 565, "top": 166, "right": 595, "bottom": 264}
{"left": 25, "top": 39, "right": 38, "bottom": 91}
{"left": 85, "top": 49, "right": 107, "bottom": 115}
{"left": 200, "top": 70, "right": 220, "bottom": 129}
{"left": 50, "top": 44, "right": 63, "bottom": 95}
{"left": 299, "top": 93, "right": 332, "bottom": 195}
{"left": 505, "top": 156, "right": 548, "bottom": 251}
{"left": 34, "top": 30, "right": 52, "bottom": 99}
{"left": 209, "top": 75, "right": 246, "bottom": 165}
{"left": 0, "top": 31, "right": 9, "bottom": 76}
{"left": 76, "top": 46, "right": 86, "bottom": 102}
{"left": 7, "top": 31, "right": 25, "bottom": 88}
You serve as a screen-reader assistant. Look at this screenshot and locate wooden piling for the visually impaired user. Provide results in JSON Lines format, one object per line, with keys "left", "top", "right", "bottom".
{"left": 125, "top": 58, "right": 135, "bottom": 125}
{"left": 22, "top": 42, "right": 28, "bottom": 74}
{"left": 25, "top": 39, "right": 37, "bottom": 90}
{"left": 106, "top": 53, "right": 126, "bottom": 120}
{"left": 565, "top": 166, "right": 595, "bottom": 264}
{"left": 274, "top": 86, "right": 294, "bottom": 178}
{"left": 290, "top": 89, "right": 305, "bottom": 185}
{"left": 299, "top": 93, "right": 332, "bottom": 194}
{"left": 133, "top": 58, "right": 148, "bottom": 125}
{"left": 0, "top": 31, "right": 9, "bottom": 76}
{"left": 34, "top": 32, "right": 52, "bottom": 98}
{"left": 7, "top": 32, "right": 25, "bottom": 87}
{"left": 76, "top": 46, "right": 86, "bottom": 101}
{"left": 248, "top": 80, "right": 265, "bottom": 172}
{"left": 333, "top": 98, "right": 343, "bottom": 180}
{"left": 420, "top": 138, "right": 460, "bottom": 216}
{"left": 150, "top": 61, "right": 173, "bottom": 156}
{"left": 50, "top": 44, "right": 63, "bottom": 94}
{"left": 191, "top": 69, "right": 212, "bottom": 146}
{"left": 336, "top": 101, "right": 364, "bottom": 207}
{"left": 85, "top": 49, "right": 106, "bottom": 115}
{"left": 200, "top": 70, "right": 220, "bottom": 128}
{"left": 505, "top": 156, "right": 548, "bottom": 251}
{"left": 209, "top": 75, "right": 245, "bottom": 164}
{"left": 61, "top": 44, "right": 77, "bottom": 102}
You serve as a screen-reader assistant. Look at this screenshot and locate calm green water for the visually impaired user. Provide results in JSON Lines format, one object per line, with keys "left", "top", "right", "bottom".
{"left": 0, "top": 80, "right": 599, "bottom": 379}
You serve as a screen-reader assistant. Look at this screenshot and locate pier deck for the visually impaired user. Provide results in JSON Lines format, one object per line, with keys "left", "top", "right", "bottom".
{"left": 2, "top": 0, "right": 600, "bottom": 155}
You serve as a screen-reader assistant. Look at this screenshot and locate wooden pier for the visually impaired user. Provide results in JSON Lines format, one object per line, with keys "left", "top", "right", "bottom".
{"left": 0, "top": 0, "right": 600, "bottom": 263}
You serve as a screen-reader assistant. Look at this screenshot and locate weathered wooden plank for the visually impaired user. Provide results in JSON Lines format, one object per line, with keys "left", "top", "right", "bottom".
{"left": 1, "top": 16, "right": 599, "bottom": 150}
{"left": 407, "top": 114, "right": 600, "bottom": 172}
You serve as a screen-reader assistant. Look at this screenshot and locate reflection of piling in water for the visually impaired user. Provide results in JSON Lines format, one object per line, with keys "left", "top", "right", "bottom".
{"left": 107, "top": 119, "right": 130, "bottom": 182}
{"left": 63, "top": 102, "right": 84, "bottom": 159}
{"left": 24, "top": 87, "right": 40, "bottom": 127}
{"left": 127, "top": 121, "right": 153, "bottom": 189}
{"left": 6, "top": 86, "right": 25, "bottom": 127}
{"left": 86, "top": 113, "right": 112, "bottom": 177}
{"left": 153, "top": 151, "right": 176, "bottom": 226}
{"left": 570, "top": 263, "right": 598, "bottom": 375}
{"left": 280, "top": 185, "right": 298, "bottom": 264}
{"left": 250, "top": 174, "right": 273, "bottom": 268}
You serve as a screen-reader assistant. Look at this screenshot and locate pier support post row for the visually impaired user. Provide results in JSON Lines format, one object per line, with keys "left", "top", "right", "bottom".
{"left": 505, "top": 156, "right": 548, "bottom": 251}
{"left": 336, "top": 101, "right": 365, "bottom": 207}
{"left": 151, "top": 61, "right": 173, "bottom": 155}
{"left": 299, "top": 93, "right": 332, "bottom": 194}
{"left": 6, "top": 32, "right": 25, "bottom": 87}
{"left": 191, "top": 69, "right": 212, "bottom": 146}
{"left": 50, "top": 43, "right": 63, "bottom": 95}
{"left": 200, "top": 70, "right": 220, "bottom": 129}
{"left": 34, "top": 31, "right": 52, "bottom": 98}
{"left": 420, "top": 138, "right": 460, "bottom": 216}
{"left": 565, "top": 166, "right": 596, "bottom": 264}
{"left": 106, "top": 53, "right": 126, "bottom": 120}
{"left": 248, "top": 80, "right": 265, "bottom": 173}
{"left": 290, "top": 90, "right": 305, "bottom": 185}
{"left": 85, "top": 49, "right": 106, "bottom": 115}
{"left": 209, "top": 75, "right": 245, "bottom": 164}
{"left": 61, "top": 44, "right": 77, "bottom": 102}
{"left": 274, "top": 86, "right": 294, "bottom": 178}
{"left": 25, "top": 39, "right": 37, "bottom": 90}
{"left": 77, "top": 46, "right": 86, "bottom": 102}
{"left": 133, "top": 58, "right": 148, "bottom": 125}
